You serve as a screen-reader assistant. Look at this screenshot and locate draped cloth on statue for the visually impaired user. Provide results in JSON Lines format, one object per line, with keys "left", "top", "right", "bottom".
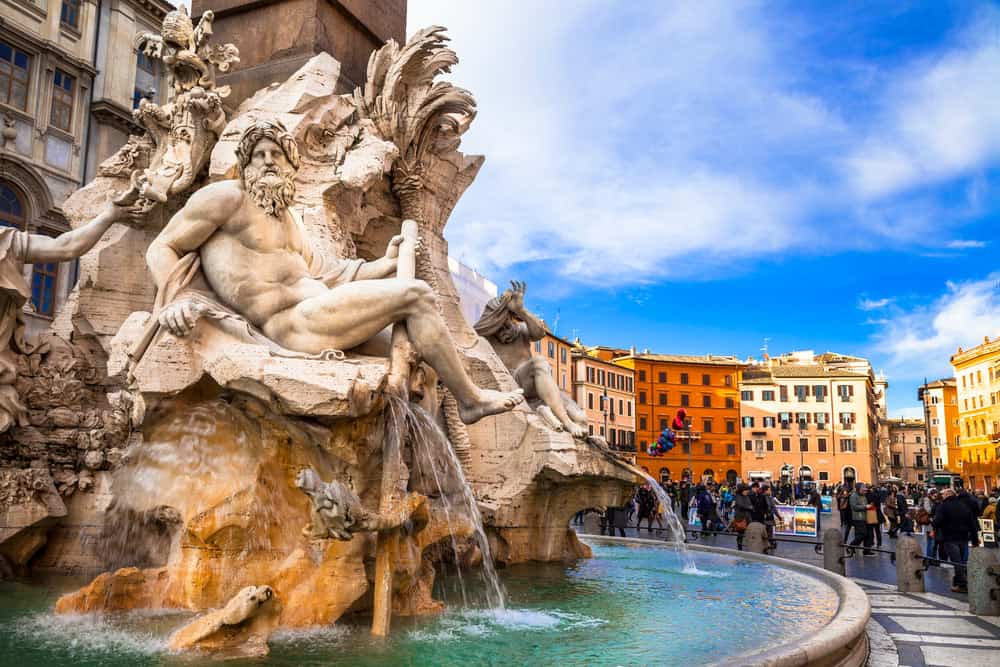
{"left": 129, "top": 208, "right": 363, "bottom": 371}
{"left": 0, "top": 227, "right": 33, "bottom": 431}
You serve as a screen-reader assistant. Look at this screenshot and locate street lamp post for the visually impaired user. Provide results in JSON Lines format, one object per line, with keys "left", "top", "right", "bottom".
{"left": 922, "top": 377, "right": 934, "bottom": 485}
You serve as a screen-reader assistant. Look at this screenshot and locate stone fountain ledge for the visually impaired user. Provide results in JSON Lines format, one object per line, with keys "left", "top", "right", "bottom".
{"left": 582, "top": 535, "right": 870, "bottom": 667}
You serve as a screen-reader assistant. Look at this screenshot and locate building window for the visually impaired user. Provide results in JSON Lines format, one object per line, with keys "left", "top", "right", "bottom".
{"left": 762, "top": 390, "right": 774, "bottom": 401}
{"left": 725, "top": 375, "right": 732, "bottom": 387}
{"left": 586, "top": 367, "right": 594, "bottom": 383}
{"left": 0, "top": 42, "right": 30, "bottom": 111}
{"left": 703, "top": 419, "right": 712, "bottom": 433}
{"left": 915, "top": 455, "right": 924, "bottom": 468}
{"left": 560, "top": 347, "right": 567, "bottom": 364}
{"left": 680, "top": 394, "right": 689, "bottom": 407}
{"left": 725, "top": 396, "right": 735, "bottom": 409}
{"left": 702, "top": 395, "right": 711, "bottom": 408}
{"left": 61, "top": 0, "right": 82, "bottom": 29}
{"left": 682, "top": 441, "right": 690, "bottom": 454}
{"left": 763, "top": 416, "right": 776, "bottom": 428}
{"left": 704, "top": 442, "right": 712, "bottom": 455}
{"left": 794, "top": 385, "right": 808, "bottom": 401}
{"left": 741, "top": 390, "right": 753, "bottom": 401}
{"left": 659, "top": 418, "right": 667, "bottom": 431}
{"left": 534, "top": 340, "right": 541, "bottom": 353}
{"left": 840, "top": 438, "right": 856, "bottom": 453}
{"left": 50, "top": 70, "right": 75, "bottom": 132}
{"left": 817, "top": 438, "right": 827, "bottom": 452}
{"left": 818, "top": 471, "right": 829, "bottom": 481}
{"left": 813, "top": 385, "right": 826, "bottom": 401}
{"left": 31, "top": 260, "right": 58, "bottom": 315}
{"left": 658, "top": 392, "right": 667, "bottom": 406}
{"left": 744, "top": 440, "right": 752, "bottom": 451}
{"left": 639, "top": 416, "right": 647, "bottom": 430}
{"left": 742, "top": 416, "right": 754, "bottom": 428}
{"left": 658, "top": 371, "right": 666, "bottom": 383}
{"left": 779, "top": 385, "right": 788, "bottom": 401}
{"left": 766, "top": 440, "right": 774, "bottom": 451}
{"left": 547, "top": 341, "right": 555, "bottom": 358}
{"left": 627, "top": 401, "right": 632, "bottom": 417}
{"left": 638, "top": 370, "right": 646, "bottom": 382}
{"left": 587, "top": 393, "right": 593, "bottom": 410}
{"left": 799, "top": 438, "right": 808, "bottom": 452}
{"left": 1, "top": 182, "right": 26, "bottom": 229}
{"left": 725, "top": 420, "right": 735, "bottom": 434}
{"left": 781, "top": 437, "right": 790, "bottom": 452}
{"left": 618, "top": 398, "right": 624, "bottom": 415}
{"left": 598, "top": 369, "right": 605, "bottom": 385}
{"left": 638, "top": 391, "right": 646, "bottom": 405}
{"left": 702, "top": 374, "right": 710, "bottom": 385}
{"left": 837, "top": 384, "right": 853, "bottom": 401}
{"left": 892, "top": 454, "right": 901, "bottom": 467}
{"left": 727, "top": 443, "right": 736, "bottom": 456}
{"left": 680, "top": 373, "right": 688, "bottom": 385}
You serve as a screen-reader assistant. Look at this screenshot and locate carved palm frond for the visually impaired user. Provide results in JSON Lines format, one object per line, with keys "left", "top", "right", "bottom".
{"left": 353, "top": 26, "right": 475, "bottom": 170}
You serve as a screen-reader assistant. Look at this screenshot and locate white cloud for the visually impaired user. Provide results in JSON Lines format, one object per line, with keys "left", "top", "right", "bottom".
{"left": 843, "top": 10, "right": 1000, "bottom": 200}
{"left": 870, "top": 273, "right": 1000, "bottom": 381}
{"left": 944, "top": 239, "right": 987, "bottom": 249}
{"left": 859, "top": 297, "right": 892, "bottom": 311}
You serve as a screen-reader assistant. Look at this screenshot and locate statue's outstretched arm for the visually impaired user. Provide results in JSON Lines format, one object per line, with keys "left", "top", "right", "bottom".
{"left": 22, "top": 203, "right": 130, "bottom": 264}
{"left": 508, "top": 281, "right": 547, "bottom": 341}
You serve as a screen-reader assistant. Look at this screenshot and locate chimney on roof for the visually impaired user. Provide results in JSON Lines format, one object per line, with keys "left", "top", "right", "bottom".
{"left": 630, "top": 345, "right": 636, "bottom": 355}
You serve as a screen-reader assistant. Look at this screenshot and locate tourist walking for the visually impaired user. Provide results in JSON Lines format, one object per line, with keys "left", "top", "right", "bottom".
{"left": 837, "top": 488, "right": 853, "bottom": 542}
{"left": 636, "top": 484, "right": 656, "bottom": 532}
{"left": 866, "top": 487, "right": 883, "bottom": 548}
{"left": 885, "top": 487, "right": 899, "bottom": 538}
{"left": 932, "top": 489, "right": 977, "bottom": 593}
{"left": 849, "top": 483, "right": 874, "bottom": 555}
{"left": 732, "top": 484, "right": 753, "bottom": 550}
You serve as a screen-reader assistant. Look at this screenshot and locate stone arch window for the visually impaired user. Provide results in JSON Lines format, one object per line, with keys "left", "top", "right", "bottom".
{"left": 703, "top": 468, "right": 715, "bottom": 480}
{"left": 658, "top": 467, "right": 670, "bottom": 483}
{"left": 0, "top": 181, "right": 26, "bottom": 229}
{"left": 842, "top": 466, "right": 856, "bottom": 485}
{"left": 0, "top": 179, "right": 59, "bottom": 316}
{"left": 725, "top": 469, "right": 738, "bottom": 484}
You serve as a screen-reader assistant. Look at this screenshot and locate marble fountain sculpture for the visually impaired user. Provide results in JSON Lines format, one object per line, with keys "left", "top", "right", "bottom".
{"left": 0, "top": 13, "right": 640, "bottom": 657}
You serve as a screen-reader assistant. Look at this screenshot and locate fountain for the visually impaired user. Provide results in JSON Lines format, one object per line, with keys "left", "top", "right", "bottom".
{"left": 0, "top": 12, "right": 869, "bottom": 665}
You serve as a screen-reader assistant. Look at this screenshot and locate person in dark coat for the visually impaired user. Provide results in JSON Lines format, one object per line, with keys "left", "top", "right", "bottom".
{"left": 636, "top": 485, "right": 656, "bottom": 532}
{"left": 732, "top": 484, "right": 753, "bottom": 550}
{"left": 696, "top": 485, "right": 715, "bottom": 533}
{"left": 932, "top": 489, "right": 977, "bottom": 592}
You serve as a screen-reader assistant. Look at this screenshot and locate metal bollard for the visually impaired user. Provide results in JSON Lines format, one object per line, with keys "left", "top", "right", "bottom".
{"left": 967, "top": 547, "right": 1000, "bottom": 616}
{"left": 896, "top": 535, "right": 925, "bottom": 593}
{"left": 582, "top": 512, "right": 602, "bottom": 536}
{"left": 744, "top": 522, "right": 768, "bottom": 554}
{"left": 823, "top": 528, "right": 845, "bottom": 576}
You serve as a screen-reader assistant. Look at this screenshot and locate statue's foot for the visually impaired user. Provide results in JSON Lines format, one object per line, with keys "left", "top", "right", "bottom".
{"left": 566, "top": 422, "right": 588, "bottom": 439}
{"left": 459, "top": 388, "right": 524, "bottom": 424}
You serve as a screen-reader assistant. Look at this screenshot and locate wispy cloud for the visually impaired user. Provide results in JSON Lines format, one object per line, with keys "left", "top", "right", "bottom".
{"left": 870, "top": 273, "right": 1000, "bottom": 381}
{"left": 944, "top": 239, "right": 987, "bottom": 249}
{"left": 859, "top": 297, "right": 893, "bottom": 311}
{"left": 842, "top": 8, "right": 1000, "bottom": 200}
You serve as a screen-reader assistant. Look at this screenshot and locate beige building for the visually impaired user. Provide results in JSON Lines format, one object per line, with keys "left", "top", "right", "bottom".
{"left": 571, "top": 348, "right": 634, "bottom": 450}
{"left": 1, "top": 0, "right": 169, "bottom": 332}
{"left": 739, "top": 351, "right": 882, "bottom": 487}
{"left": 951, "top": 337, "right": 1000, "bottom": 493}
{"left": 918, "top": 378, "right": 960, "bottom": 472}
{"left": 886, "top": 418, "right": 929, "bottom": 484}
{"left": 532, "top": 330, "right": 574, "bottom": 395}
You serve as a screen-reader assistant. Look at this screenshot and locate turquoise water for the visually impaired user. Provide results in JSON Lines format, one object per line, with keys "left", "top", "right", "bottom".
{"left": 0, "top": 542, "right": 838, "bottom": 666}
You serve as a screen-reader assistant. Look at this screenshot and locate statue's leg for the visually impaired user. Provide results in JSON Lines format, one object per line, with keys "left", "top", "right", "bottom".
{"left": 523, "top": 358, "right": 587, "bottom": 438}
{"left": 563, "top": 392, "right": 589, "bottom": 427}
{"left": 265, "top": 279, "right": 523, "bottom": 423}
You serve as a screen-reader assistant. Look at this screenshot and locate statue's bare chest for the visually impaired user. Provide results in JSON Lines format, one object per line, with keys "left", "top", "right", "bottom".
{"left": 226, "top": 204, "right": 302, "bottom": 255}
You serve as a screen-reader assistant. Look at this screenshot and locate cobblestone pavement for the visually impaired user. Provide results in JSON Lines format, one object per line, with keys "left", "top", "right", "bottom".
{"left": 576, "top": 523, "right": 1000, "bottom": 665}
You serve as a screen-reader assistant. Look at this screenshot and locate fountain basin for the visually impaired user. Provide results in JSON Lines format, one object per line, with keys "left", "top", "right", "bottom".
{"left": 0, "top": 537, "right": 867, "bottom": 666}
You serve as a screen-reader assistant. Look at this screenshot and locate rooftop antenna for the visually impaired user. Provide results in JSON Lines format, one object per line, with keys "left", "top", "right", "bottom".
{"left": 761, "top": 337, "right": 770, "bottom": 360}
{"left": 571, "top": 327, "right": 579, "bottom": 340}
{"left": 552, "top": 309, "right": 560, "bottom": 334}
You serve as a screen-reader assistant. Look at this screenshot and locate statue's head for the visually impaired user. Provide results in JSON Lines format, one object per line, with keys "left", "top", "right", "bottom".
{"left": 474, "top": 290, "right": 520, "bottom": 342}
{"left": 161, "top": 6, "right": 195, "bottom": 51}
{"left": 236, "top": 120, "right": 300, "bottom": 217}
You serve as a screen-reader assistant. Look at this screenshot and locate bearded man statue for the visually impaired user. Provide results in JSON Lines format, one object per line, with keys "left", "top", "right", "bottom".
{"left": 143, "top": 120, "right": 523, "bottom": 424}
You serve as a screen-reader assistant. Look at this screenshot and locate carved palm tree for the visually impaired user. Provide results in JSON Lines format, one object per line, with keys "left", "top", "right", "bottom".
{"left": 352, "top": 25, "right": 476, "bottom": 293}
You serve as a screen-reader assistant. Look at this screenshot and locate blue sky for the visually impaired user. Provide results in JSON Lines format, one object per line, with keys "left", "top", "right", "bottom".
{"left": 407, "top": 1, "right": 1000, "bottom": 418}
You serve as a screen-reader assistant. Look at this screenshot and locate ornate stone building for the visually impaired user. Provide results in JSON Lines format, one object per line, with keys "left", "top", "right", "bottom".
{"left": 918, "top": 377, "right": 959, "bottom": 473}
{"left": 951, "top": 337, "right": 1000, "bottom": 493}
{"left": 886, "top": 418, "right": 929, "bottom": 484}
{"left": 0, "top": 0, "right": 170, "bottom": 333}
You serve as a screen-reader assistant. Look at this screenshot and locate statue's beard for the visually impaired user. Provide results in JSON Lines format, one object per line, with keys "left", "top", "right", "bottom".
{"left": 244, "top": 165, "right": 296, "bottom": 217}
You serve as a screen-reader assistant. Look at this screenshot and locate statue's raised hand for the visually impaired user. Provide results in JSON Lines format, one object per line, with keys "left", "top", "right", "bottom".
{"left": 384, "top": 234, "right": 404, "bottom": 260}
{"left": 158, "top": 299, "right": 205, "bottom": 337}
{"left": 508, "top": 280, "right": 527, "bottom": 312}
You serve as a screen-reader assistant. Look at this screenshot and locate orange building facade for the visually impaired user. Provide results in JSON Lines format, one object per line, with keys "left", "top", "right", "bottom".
{"left": 918, "top": 378, "right": 960, "bottom": 473}
{"left": 571, "top": 351, "right": 635, "bottom": 450}
{"left": 616, "top": 354, "right": 744, "bottom": 484}
{"left": 532, "top": 332, "right": 574, "bottom": 394}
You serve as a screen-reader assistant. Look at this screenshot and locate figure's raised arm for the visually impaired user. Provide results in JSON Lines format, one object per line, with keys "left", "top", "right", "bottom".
{"left": 22, "top": 202, "right": 133, "bottom": 264}
{"left": 508, "top": 281, "right": 547, "bottom": 341}
{"left": 146, "top": 181, "right": 241, "bottom": 290}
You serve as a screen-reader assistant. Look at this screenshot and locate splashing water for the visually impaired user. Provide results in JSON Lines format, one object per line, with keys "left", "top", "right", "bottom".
{"left": 385, "top": 395, "right": 506, "bottom": 610}
{"left": 633, "top": 469, "right": 695, "bottom": 568}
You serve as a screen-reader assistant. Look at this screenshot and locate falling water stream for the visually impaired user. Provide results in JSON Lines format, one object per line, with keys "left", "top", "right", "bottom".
{"left": 393, "top": 396, "right": 506, "bottom": 610}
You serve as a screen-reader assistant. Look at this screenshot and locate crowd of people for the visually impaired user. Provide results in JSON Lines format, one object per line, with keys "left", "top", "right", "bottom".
{"left": 581, "top": 477, "right": 998, "bottom": 594}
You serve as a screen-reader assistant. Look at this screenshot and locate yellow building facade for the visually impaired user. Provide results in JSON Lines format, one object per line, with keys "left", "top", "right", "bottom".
{"left": 950, "top": 338, "right": 1000, "bottom": 493}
